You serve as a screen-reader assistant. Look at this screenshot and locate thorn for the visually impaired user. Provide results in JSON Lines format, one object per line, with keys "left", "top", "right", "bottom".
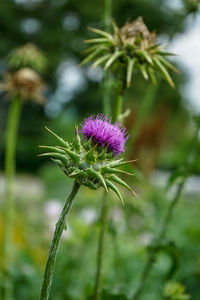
{"left": 44, "top": 127, "right": 69, "bottom": 148}
{"left": 105, "top": 179, "right": 125, "bottom": 206}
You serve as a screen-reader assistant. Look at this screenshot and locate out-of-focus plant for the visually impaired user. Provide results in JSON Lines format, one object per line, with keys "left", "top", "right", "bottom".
{"left": 39, "top": 115, "right": 136, "bottom": 300}
{"left": 163, "top": 281, "right": 191, "bottom": 300}
{"left": 133, "top": 116, "right": 200, "bottom": 300}
{"left": 1, "top": 44, "right": 46, "bottom": 300}
{"left": 81, "top": 17, "right": 177, "bottom": 89}
{"left": 183, "top": 0, "right": 200, "bottom": 13}
{"left": 81, "top": 15, "right": 177, "bottom": 299}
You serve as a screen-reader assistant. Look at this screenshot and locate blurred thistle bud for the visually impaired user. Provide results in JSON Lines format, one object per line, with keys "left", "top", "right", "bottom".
{"left": 0, "top": 67, "right": 45, "bottom": 104}
{"left": 81, "top": 17, "right": 178, "bottom": 88}
{"left": 183, "top": 0, "right": 200, "bottom": 13}
{"left": 39, "top": 115, "right": 137, "bottom": 205}
{"left": 8, "top": 43, "right": 47, "bottom": 74}
{"left": 163, "top": 281, "right": 191, "bottom": 300}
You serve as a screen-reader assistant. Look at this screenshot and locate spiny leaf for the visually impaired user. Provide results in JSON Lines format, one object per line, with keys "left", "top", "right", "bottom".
{"left": 108, "top": 174, "right": 137, "bottom": 196}
{"left": 80, "top": 47, "right": 104, "bottom": 66}
{"left": 45, "top": 127, "right": 69, "bottom": 148}
{"left": 147, "top": 43, "right": 161, "bottom": 51}
{"left": 51, "top": 158, "right": 62, "bottom": 167}
{"left": 156, "top": 55, "right": 179, "bottom": 73}
{"left": 111, "top": 159, "right": 138, "bottom": 168}
{"left": 91, "top": 54, "right": 111, "bottom": 68}
{"left": 148, "top": 67, "right": 157, "bottom": 85}
{"left": 86, "top": 168, "right": 108, "bottom": 192}
{"left": 84, "top": 145, "right": 97, "bottom": 163}
{"left": 38, "top": 152, "right": 69, "bottom": 165}
{"left": 105, "top": 179, "right": 125, "bottom": 206}
{"left": 137, "top": 50, "right": 152, "bottom": 65}
{"left": 127, "top": 58, "right": 135, "bottom": 87}
{"left": 139, "top": 65, "right": 149, "bottom": 80}
{"left": 74, "top": 125, "right": 82, "bottom": 152}
{"left": 152, "top": 57, "right": 174, "bottom": 88}
{"left": 83, "top": 45, "right": 100, "bottom": 54}
{"left": 155, "top": 50, "right": 176, "bottom": 56}
{"left": 101, "top": 166, "right": 134, "bottom": 176}
{"left": 84, "top": 38, "right": 112, "bottom": 44}
{"left": 104, "top": 50, "right": 123, "bottom": 70}
{"left": 65, "top": 149, "right": 80, "bottom": 164}
{"left": 88, "top": 27, "right": 113, "bottom": 40}
{"left": 39, "top": 145, "right": 66, "bottom": 154}
{"left": 112, "top": 20, "right": 119, "bottom": 36}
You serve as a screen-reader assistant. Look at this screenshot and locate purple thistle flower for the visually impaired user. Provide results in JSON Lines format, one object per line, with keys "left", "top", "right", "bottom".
{"left": 81, "top": 115, "right": 129, "bottom": 155}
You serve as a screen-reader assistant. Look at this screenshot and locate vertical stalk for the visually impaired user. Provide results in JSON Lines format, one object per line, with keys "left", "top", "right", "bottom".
{"left": 94, "top": 1, "right": 112, "bottom": 299}
{"left": 2, "top": 96, "right": 22, "bottom": 300}
{"left": 40, "top": 181, "right": 80, "bottom": 300}
{"left": 133, "top": 124, "right": 199, "bottom": 300}
{"left": 94, "top": 193, "right": 109, "bottom": 300}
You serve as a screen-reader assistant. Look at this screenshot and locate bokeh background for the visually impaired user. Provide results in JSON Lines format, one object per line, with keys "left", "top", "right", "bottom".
{"left": 0, "top": 0, "right": 200, "bottom": 299}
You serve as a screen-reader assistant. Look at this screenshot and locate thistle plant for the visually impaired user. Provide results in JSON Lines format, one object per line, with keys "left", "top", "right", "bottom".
{"left": 1, "top": 44, "right": 45, "bottom": 300}
{"left": 39, "top": 115, "right": 136, "bottom": 300}
{"left": 81, "top": 16, "right": 177, "bottom": 88}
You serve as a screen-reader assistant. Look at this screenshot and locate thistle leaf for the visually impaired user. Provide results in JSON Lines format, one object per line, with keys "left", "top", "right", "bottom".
{"left": 104, "top": 51, "right": 123, "bottom": 70}
{"left": 84, "top": 38, "right": 112, "bottom": 44}
{"left": 38, "top": 152, "right": 69, "bottom": 165}
{"left": 84, "top": 145, "right": 96, "bottom": 163}
{"left": 156, "top": 50, "right": 176, "bottom": 56}
{"left": 148, "top": 67, "right": 157, "bottom": 85}
{"left": 86, "top": 168, "right": 108, "bottom": 192}
{"left": 152, "top": 57, "right": 174, "bottom": 88}
{"left": 110, "top": 159, "right": 138, "bottom": 168}
{"left": 139, "top": 65, "right": 149, "bottom": 80}
{"left": 45, "top": 127, "right": 69, "bottom": 148}
{"left": 105, "top": 179, "right": 125, "bottom": 206}
{"left": 137, "top": 50, "right": 152, "bottom": 65}
{"left": 80, "top": 47, "right": 104, "bottom": 66}
{"left": 88, "top": 27, "right": 113, "bottom": 40}
{"left": 91, "top": 54, "right": 111, "bottom": 68}
{"left": 39, "top": 145, "right": 66, "bottom": 154}
{"left": 83, "top": 45, "right": 100, "bottom": 54}
{"left": 51, "top": 159, "right": 62, "bottom": 167}
{"left": 127, "top": 58, "right": 135, "bottom": 87}
{"left": 65, "top": 149, "right": 80, "bottom": 164}
{"left": 101, "top": 166, "right": 134, "bottom": 176}
{"left": 74, "top": 125, "right": 82, "bottom": 152}
{"left": 156, "top": 56, "right": 179, "bottom": 73}
{"left": 108, "top": 174, "right": 137, "bottom": 196}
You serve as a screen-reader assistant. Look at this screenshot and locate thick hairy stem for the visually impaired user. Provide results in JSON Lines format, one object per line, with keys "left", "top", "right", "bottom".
{"left": 102, "top": 0, "right": 112, "bottom": 115}
{"left": 39, "top": 181, "right": 80, "bottom": 300}
{"left": 94, "top": 192, "right": 109, "bottom": 300}
{"left": 94, "top": 0, "right": 112, "bottom": 299}
{"left": 134, "top": 125, "right": 199, "bottom": 300}
{"left": 2, "top": 97, "right": 22, "bottom": 300}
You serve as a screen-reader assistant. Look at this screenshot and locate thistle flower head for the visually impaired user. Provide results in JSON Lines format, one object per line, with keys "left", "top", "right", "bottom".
{"left": 0, "top": 67, "right": 45, "bottom": 104}
{"left": 81, "top": 115, "right": 128, "bottom": 155}
{"left": 39, "top": 115, "right": 136, "bottom": 205}
{"left": 81, "top": 17, "right": 178, "bottom": 88}
{"left": 8, "top": 43, "right": 46, "bottom": 74}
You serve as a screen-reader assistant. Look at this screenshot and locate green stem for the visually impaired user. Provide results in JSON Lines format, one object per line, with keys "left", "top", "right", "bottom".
{"left": 133, "top": 125, "right": 199, "bottom": 300}
{"left": 39, "top": 181, "right": 80, "bottom": 300}
{"left": 113, "top": 90, "right": 123, "bottom": 123}
{"left": 93, "top": 0, "right": 112, "bottom": 299}
{"left": 127, "top": 82, "right": 158, "bottom": 156}
{"left": 94, "top": 192, "right": 109, "bottom": 300}
{"left": 2, "top": 96, "right": 22, "bottom": 300}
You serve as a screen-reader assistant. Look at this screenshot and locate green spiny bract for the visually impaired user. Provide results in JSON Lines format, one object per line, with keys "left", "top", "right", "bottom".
{"left": 81, "top": 17, "right": 178, "bottom": 88}
{"left": 39, "top": 127, "right": 136, "bottom": 205}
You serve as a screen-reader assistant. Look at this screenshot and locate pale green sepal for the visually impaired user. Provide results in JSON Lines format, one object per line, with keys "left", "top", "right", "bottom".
{"left": 108, "top": 174, "right": 137, "bottom": 196}
{"left": 86, "top": 168, "right": 108, "bottom": 192}
{"left": 45, "top": 127, "right": 69, "bottom": 148}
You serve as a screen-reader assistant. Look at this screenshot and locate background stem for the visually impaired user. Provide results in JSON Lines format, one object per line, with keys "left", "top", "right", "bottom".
{"left": 94, "top": 0, "right": 112, "bottom": 298}
{"left": 94, "top": 192, "right": 109, "bottom": 300}
{"left": 2, "top": 96, "right": 22, "bottom": 300}
{"left": 133, "top": 124, "right": 200, "bottom": 300}
{"left": 40, "top": 181, "right": 80, "bottom": 300}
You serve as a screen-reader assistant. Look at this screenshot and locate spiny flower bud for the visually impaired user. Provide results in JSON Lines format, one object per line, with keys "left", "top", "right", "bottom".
{"left": 0, "top": 68, "right": 45, "bottom": 104}
{"left": 39, "top": 115, "right": 136, "bottom": 205}
{"left": 81, "top": 17, "right": 178, "bottom": 88}
{"left": 8, "top": 43, "right": 46, "bottom": 74}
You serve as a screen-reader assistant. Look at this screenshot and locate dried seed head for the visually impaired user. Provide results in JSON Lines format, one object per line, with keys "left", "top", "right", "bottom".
{"left": 0, "top": 68, "right": 45, "bottom": 104}
{"left": 81, "top": 17, "right": 178, "bottom": 88}
{"left": 39, "top": 116, "right": 136, "bottom": 204}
